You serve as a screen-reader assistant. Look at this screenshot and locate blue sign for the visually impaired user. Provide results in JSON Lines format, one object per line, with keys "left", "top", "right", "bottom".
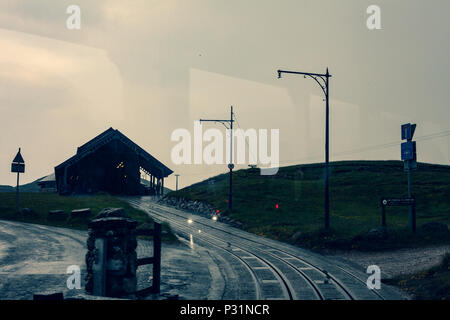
{"left": 401, "top": 124, "right": 411, "bottom": 140}
{"left": 401, "top": 123, "right": 416, "bottom": 140}
{"left": 401, "top": 141, "right": 414, "bottom": 160}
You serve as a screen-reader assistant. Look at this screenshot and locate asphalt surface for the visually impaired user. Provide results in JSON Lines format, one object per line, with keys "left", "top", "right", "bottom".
{"left": 0, "top": 220, "right": 87, "bottom": 299}
{"left": 127, "top": 196, "right": 405, "bottom": 300}
{"left": 0, "top": 219, "right": 219, "bottom": 300}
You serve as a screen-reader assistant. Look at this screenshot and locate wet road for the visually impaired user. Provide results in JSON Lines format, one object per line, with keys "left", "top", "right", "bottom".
{"left": 0, "top": 220, "right": 87, "bottom": 299}
{"left": 127, "top": 196, "right": 404, "bottom": 300}
{"left": 0, "top": 219, "right": 218, "bottom": 300}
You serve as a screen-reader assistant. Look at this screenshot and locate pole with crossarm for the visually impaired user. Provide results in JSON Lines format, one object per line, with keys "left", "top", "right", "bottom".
{"left": 200, "top": 106, "right": 234, "bottom": 212}
{"left": 277, "top": 68, "right": 332, "bottom": 230}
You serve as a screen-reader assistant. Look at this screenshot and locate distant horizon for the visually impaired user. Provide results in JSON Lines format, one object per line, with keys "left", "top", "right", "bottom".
{"left": 3, "top": 158, "right": 450, "bottom": 190}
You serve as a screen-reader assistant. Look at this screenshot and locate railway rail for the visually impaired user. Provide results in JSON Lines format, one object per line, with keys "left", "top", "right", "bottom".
{"left": 126, "top": 198, "right": 401, "bottom": 300}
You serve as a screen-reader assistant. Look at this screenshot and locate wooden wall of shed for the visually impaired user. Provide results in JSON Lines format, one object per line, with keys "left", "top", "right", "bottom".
{"left": 57, "top": 140, "right": 142, "bottom": 195}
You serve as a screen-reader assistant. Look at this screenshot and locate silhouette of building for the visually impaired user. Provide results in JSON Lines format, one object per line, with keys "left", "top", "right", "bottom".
{"left": 54, "top": 128, "right": 172, "bottom": 195}
{"left": 37, "top": 173, "right": 56, "bottom": 192}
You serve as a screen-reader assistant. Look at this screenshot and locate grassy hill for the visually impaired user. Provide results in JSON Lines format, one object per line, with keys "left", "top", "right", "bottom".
{"left": 166, "top": 160, "right": 450, "bottom": 250}
{"left": 0, "top": 193, "right": 177, "bottom": 243}
{"left": 0, "top": 176, "right": 45, "bottom": 193}
{"left": 0, "top": 185, "right": 14, "bottom": 192}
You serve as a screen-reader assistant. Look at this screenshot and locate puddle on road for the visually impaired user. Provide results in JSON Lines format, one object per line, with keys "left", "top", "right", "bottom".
{"left": 0, "top": 242, "right": 9, "bottom": 261}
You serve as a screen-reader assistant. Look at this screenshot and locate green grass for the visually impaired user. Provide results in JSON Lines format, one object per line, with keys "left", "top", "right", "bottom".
{"left": 0, "top": 193, "right": 177, "bottom": 243}
{"left": 384, "top": 253, "right": 450, "bottom": 300}
{"left": 167, "top": 160, "right": 450, "bottom": 251}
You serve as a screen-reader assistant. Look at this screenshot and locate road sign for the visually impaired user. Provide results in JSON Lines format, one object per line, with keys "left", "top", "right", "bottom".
{"left": 401, "top": 141, "right": 416, "bottom": 160}
{"left": 401, "top": 123, "right": 416, "bottom": 141}
{"left": 12, "top": 149, "right": 25, "bottom": 164}
{"left": 11, "top": 148, "right": 25, "bottom": 173}
{"left": 11, "top": 162, "right": 25, "bottom": 173}
{"left": 381, "top": 197, "right": 416, "bottom": 230}
{"left": 11, "top": 148, "right": 25, "bottom": 210}
{"left": 381, "top": 198, "right": 415, "bottom": 206}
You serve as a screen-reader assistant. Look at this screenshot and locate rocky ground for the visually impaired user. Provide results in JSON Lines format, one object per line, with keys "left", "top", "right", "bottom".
{"left": 158, "top": 197, "right": 243, "bottom": 228}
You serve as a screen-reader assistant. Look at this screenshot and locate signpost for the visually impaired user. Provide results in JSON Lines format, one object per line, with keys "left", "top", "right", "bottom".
{"left": 381, "top": 197, "right": 416, "bottom": 229}
{"left": 401, "top": 123, "right": 416, "bottom": 140}
{"left": 11, "top": 148, "right": 25, "bottom": 211}
{"left": 401, "top": 123, "right": 417, "bottom": 232}
{"left": 380, "top": 124, "right": 418, "bottom": 232}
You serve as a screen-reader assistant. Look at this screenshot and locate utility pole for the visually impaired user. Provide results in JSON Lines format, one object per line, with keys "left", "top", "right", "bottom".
{"left": 200, "top": 106, "right": 234, "bottom": 212}
{"left": 277, "top": 68, "right": 332, "bottom": 230}
{"left": 175, "top": 174, "right": 180, "bottom": 191}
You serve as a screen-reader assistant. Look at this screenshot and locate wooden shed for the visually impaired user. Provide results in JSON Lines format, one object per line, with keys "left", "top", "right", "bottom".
{"left": 54, "top": 128, "right": 172, "bottom": 195}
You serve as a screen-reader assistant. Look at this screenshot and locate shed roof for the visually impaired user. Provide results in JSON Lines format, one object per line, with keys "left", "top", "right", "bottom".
{"left": 55, "top": 128, "right": 173, "bottom": 178}
{"left": 39, "top": 172, "right": 56, "bottom": 182}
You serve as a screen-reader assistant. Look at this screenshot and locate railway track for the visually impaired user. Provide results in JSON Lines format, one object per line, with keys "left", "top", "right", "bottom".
{"left": 126, "top": 198, "right": 393, "bottom": 300}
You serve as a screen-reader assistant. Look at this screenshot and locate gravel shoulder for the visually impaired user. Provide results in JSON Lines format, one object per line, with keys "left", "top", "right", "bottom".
{"left": 327, "top": 245, "right": 450, "bottom": 279}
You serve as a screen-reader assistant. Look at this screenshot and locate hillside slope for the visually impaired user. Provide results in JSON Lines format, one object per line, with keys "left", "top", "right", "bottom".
{"left": 0, "top": 177, "right": 43, "bottom": 193}
{"left": 166, "top": 161, "right": 450, "bottom": 250}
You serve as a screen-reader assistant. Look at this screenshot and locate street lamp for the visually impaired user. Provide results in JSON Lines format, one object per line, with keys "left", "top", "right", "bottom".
{"left": 277, "top": 68, "right": 332, "bottom": 230}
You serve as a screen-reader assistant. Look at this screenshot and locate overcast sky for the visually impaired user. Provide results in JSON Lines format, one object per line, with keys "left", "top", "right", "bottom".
{"left": 1, "top": 0, "right": 449, "bottom": 189}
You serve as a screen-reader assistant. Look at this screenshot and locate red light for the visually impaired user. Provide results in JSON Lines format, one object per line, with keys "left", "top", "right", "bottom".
{"left": 275, "top": 204, "right": 279, "bottom": 209}
{"left": 225, "top": 200, "right": 229, "bottom": 203}
{"left": 216, "top": 209, "right": 220, "bottom": 213}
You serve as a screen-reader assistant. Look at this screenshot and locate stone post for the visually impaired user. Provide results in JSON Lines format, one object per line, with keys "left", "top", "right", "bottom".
{"left": 85, "top": 208, "right": 138, "bottom": 298}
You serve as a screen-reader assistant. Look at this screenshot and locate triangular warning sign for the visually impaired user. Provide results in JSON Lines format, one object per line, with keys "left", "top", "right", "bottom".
{"left": 12, "top": 148, "right": 24, "bottom": 163}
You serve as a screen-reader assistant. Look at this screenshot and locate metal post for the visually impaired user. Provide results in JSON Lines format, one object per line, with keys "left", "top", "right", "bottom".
{"left": 381, "top": 202, "right": 386, "bottom": 227}
{"left": 16, "top": 171, "right": 19, "bottom": 211}
{"left": 229, "top": 106, "right": 233, "bottom": 211}
{"left": 152, "top": 223, "right": 161, "bottom": 294}
{"left": 324, "top": 68, "right": 330, "bottom": 230}
{"left": 175, "top": 174, "right": 179, "bottom": 191}
{"left": 407, "top": 168, "right": 415, "bottom": 232}
{"left": 277, "top": 68, "right": 332, "bottom": 230}
{"left": 199, "top": 105, "right": 235, "bottom": 212}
